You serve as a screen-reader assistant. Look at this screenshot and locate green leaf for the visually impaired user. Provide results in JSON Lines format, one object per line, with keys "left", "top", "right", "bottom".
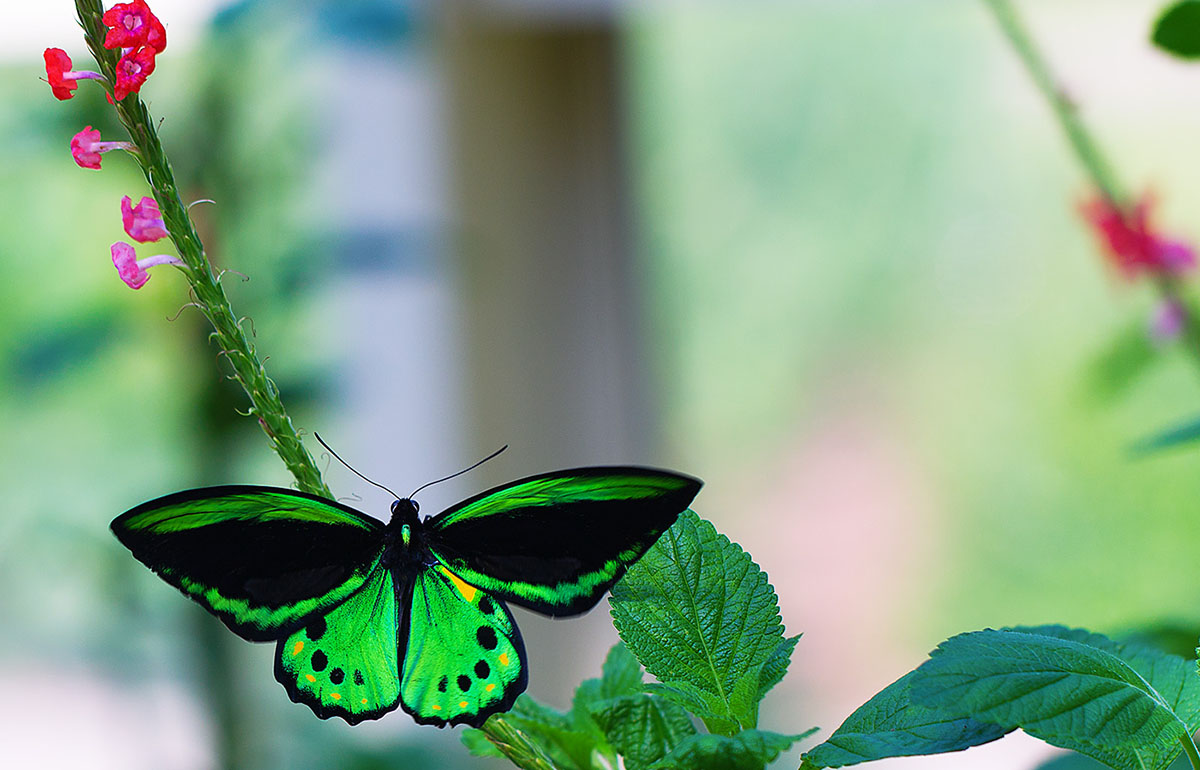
{"left": 460, "top": 728, "right": 505, "bottom": 758}
{"left": 1083, "top": 319, "right": 1159, "bottom": 403}
{"left": 1130, "top": 413, "right": 1200, "bottom": 455}
{"left": 487, "top": 696, "right": 598, "bottom": 770}
{"left": 802, "top": 626, "right": 1200, "bottom": 770}
{"left": 598, "top": 642, "right": 644, "bottom": 699}
{"left": 912, "top": 628, "right": 1196, "bottom": 770}
{"left": 649, "top": 729, "right": 815, "bottom": 770}
{"left": 757, "top": 634, "right": 801, "bottom": 702}
{"left": 591, "top": 695, "right": 697, "bottom": 770}
{"left": 610, "top": 511, "right": 788, "bottom": 732}
{"left": 799, "top": 670, "right": 1009, "bottom": 769}
{"left": 1153, "top": 1, "right": 1200, "bottom": 59}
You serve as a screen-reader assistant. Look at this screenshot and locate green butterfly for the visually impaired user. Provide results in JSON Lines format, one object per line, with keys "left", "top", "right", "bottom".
{"left": 111, "top": 467, "right": 701, "bottom": 727}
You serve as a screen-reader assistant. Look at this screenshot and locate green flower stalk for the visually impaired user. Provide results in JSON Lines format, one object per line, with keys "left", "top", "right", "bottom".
{"left": 73, "top": 0, "right": 330, "bottom": 498}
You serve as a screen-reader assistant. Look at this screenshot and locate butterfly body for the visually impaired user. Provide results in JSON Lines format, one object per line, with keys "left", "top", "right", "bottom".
{"left": 112, "top": 467, "right": 701, "bottom": 727}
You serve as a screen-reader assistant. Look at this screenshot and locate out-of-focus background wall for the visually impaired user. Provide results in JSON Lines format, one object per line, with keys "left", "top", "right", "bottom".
{"left": 4, "top": 0, "right": 1200, "bottom": 767}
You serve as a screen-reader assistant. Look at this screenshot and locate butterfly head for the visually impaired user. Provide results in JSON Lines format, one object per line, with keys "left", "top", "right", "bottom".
{"left": 389, "top": 497, "right": 420, "bottom": 527}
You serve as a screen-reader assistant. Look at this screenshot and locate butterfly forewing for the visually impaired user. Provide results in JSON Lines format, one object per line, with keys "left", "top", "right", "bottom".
{"left": 274, "top": 559, "right": 402, "bottom": 724}
{"left": 399, "top": 565, "right": 526, "bottom": 727}
{"left": 423, "top": 468, "right": 702, "bottom": 616}
{"left": 111, "top": 486, "right": 384, "bottom": 640}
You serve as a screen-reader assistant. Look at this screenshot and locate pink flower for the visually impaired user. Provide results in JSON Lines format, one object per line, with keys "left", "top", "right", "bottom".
{"left": 43, "top": 48, "right": 103, "bottom": 101}
{"left": 70, "top": 127, "right": 134, "bottom": 170}
{"left": 1150, "top": 299, "right": 1187, "bottom": 344}
{"left": 121, "top": 195, "right": 169, "bottom": 242}
{"left": 102, "top": 0, "right": 167, "bottom": 53}
{"left": 113, "top": 47, "right": 156, "bottom": 102}
{"left": 1081, "top": 193, "right": 1196, "bottom": 279}
{"left": 111, "top": 241, "right": 182, "bottom": 289}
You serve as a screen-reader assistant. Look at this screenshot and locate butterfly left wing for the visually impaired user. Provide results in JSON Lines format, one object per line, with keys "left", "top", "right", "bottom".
{"left": 111, "top": 486, "right": 384, "bottom": 641}
{"left": 423, "top": 467, "right": 702, "bottom": 617}
{"left": 275, "top": 558, "right": 403, "bottom": 724}
{"left": 398, "top": 564, "right": 527, "bottom": 727}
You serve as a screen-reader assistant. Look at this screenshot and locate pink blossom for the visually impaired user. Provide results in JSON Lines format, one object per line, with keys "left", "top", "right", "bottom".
{"left": 113, "top": 46, "right": 156, "bottom": 102}
{"left": 70, "top": 127, "right": 134, "bottom": 170}
{"left": 1081, "top": 193, "right": 1196, "bottom": 279}
{"left": 121, "top": 195, "right": 169, "bottom": 243}
{"left": 111, "top": 241, "right": 182, "bottom": 289}
{"left": 43, "top": 48, "right": 103, "bottom": 101}
{"left": 102, "top": 0, "right": 167, "bottom": 53}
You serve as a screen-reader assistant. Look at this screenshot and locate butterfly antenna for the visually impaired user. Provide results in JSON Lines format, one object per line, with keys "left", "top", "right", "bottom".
{"left": 314, "top": 433, "right": 403, "bottom": 501}
{"left": 409, "top": 445, "right": 509, "bottom": 499}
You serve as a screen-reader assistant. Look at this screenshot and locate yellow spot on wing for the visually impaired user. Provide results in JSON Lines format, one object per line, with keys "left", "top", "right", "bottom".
{"left": 432, "top": 704, "right": 442, "bottom": 711}
{"left": 305, "top": 674, "right": 316, "bottom": 683}
{"left": 439, "top": 566, "right": 477, "bottom": 603}
{"left": 361, "top": 698, "right": 368, "bottom": 705}
{"left": 459, "top": 701, "right": 469, "bottom": 708}
{"left": 330, "top": 692, "right": 341, "bottom": 701}
{"left": 486, "top": 683, "right": 496, "bottom": 692}
{"left": 499, "top": 653, "right": 510, "bottom": 667}
{"left": 291, "top": 641, "right": 304, "bottom": 656}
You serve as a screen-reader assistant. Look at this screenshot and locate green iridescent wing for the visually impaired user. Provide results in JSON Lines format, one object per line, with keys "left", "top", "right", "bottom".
{"left": 423, "top": 467, "right": 702, "bottom": 616}
{"left": 399, "top": 564, "right": 526, "bottom": 727}
{"left": 274, "top": 559, "right": 402, "bottom": 724}
{"left": 111, "top": 486, "right": 384, "bottom": 641}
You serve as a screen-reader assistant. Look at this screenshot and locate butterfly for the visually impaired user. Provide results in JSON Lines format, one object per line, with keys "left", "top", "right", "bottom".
{"left": 110, "top": 466, "right": 702, "bottom": 727}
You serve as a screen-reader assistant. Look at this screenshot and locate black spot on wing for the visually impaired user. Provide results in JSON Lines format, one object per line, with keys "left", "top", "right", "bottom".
{"left": 311, "top": 650, "right": 328, "bottom": 672}
{"left": 476, "top": 626, "right": 498, "bottom": 650}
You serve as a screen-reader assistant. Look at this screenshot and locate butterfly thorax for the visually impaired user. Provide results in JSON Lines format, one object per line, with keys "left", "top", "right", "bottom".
{"left": 381, "top": 498, "right": 435, "bottom": 575}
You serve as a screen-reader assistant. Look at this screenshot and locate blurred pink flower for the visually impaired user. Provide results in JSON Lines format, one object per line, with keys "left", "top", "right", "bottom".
{"left": 111, "top": 241, "right": 181, "bottom": 289}
{"left": 1081, "top": 193, "right": 1196, "bottom": 279}
{"left": 121, "top": 195, "right": 169, "bottom": 242}
{"left": 1150, "top": 299, "right": 1187, "bottom": 344}
{"left": 70, "top": 127, "right": 133, "bottom": 170}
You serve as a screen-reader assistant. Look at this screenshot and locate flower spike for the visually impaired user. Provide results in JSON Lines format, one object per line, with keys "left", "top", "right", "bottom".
{"left": 111, "top": 241, "right": 182, "bottom": 289}
{"left": 103, "top": 0, "right": 167, "bottom": 53}
{"left": 121, "top": 196, "right": 169, "bottom": 242}
{"left": 43, "top": 48, "right": 104, "bottom": 101}
{"left": 70, "top": 127, "right": 134, "bottom": 170}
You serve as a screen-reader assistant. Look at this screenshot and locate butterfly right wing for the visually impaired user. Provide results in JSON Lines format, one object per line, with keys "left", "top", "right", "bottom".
{"left": 111, "top": 485, "right": 384, "bottom": 641}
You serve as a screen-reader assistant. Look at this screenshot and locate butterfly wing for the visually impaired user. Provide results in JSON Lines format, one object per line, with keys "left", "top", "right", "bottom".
{"left": 399, "top": 564, "right": 527, "bottom": 727}
{"left": 423, "top": 467, "right": 702, "bottom": 617}
{"left": 274, "top": 558, "right": 402, "bottom": 724}
{"left": 111, "top": 485, "right": 384, "bottom": 641}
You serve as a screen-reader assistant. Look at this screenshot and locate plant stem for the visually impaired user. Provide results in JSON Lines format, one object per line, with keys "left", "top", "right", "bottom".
{"left": 478, "top": 714, "right": 565, "bottom": 770}
{"left": 73, "top": 0, "right": 330, "bottom": 497}
{"left": 72, "top": 5, "right": 562, "bottom": 767}
{"left": 982, "top": 0, "right": 1124, "bottom": 205}
{"left": 982, "top": 0, "right": 1200, "bottom": 371}
{"left": 1182, "top": 732, "right": 1200, "bottom": 770}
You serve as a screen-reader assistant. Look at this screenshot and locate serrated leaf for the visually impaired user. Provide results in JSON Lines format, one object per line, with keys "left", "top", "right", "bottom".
{"left": 912, "top": 628, "right": 1196, "bottom": 770}
{"left": 799, "top": 669, "right": 1009, "bottom": 769}
{"left": 1130, "top": 413, "right": 1200, "bottom": 456}
{"left": 591, "top": 694, "right": 697, "bottom": 770}
{"left": 610, "top": 510, "right": 786, "bottom": 732}
{"left": 461, "top": 728, "right": 506, "bottom": 758}
{"left": 599, "top": 642, "right": 644, "bottom": 698}
{"left": 650, "top": 728, "right": 814, "bottom": 770}
{"left": 1154, "top": 1, "right": 1200, "bottom": 59}
{"left": 498, "top": 695, "right": 599, "bottom": 770}
{"left": 758, "top": 634, "right": 801, "bottom": 702}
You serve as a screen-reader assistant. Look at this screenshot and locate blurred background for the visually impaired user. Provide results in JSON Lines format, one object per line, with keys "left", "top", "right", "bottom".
{"left": 4, "top": 0, "right": 1200, "bottom": 767}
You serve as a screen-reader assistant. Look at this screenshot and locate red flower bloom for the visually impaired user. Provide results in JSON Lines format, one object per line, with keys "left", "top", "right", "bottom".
{"left": 111, "top": 241, "right": 181, "bottom": 290}
{"left": 43, "top": 48, "right": 103, "bottom": 101}
{"left": 112, "top": 47, "right": 156, "bottom": 102}
{"left": 1081, "top": 194, "right": 1196, "bottom": 279}
{"left": 103, "top": 0, "right": 167, "bottom": 53}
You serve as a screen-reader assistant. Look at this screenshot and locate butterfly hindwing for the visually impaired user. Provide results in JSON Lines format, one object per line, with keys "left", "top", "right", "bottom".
{"left": 399, "top": 564, "right": 527, "bottom": 727}
{"left": 274, "top": 559, "right": 402, "bottom": 724}
{"left": 111, "top": 486, "right": 384, "bottom": 640}
{"left": 423, "top": 468, "right": 702, "bottom": 616}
